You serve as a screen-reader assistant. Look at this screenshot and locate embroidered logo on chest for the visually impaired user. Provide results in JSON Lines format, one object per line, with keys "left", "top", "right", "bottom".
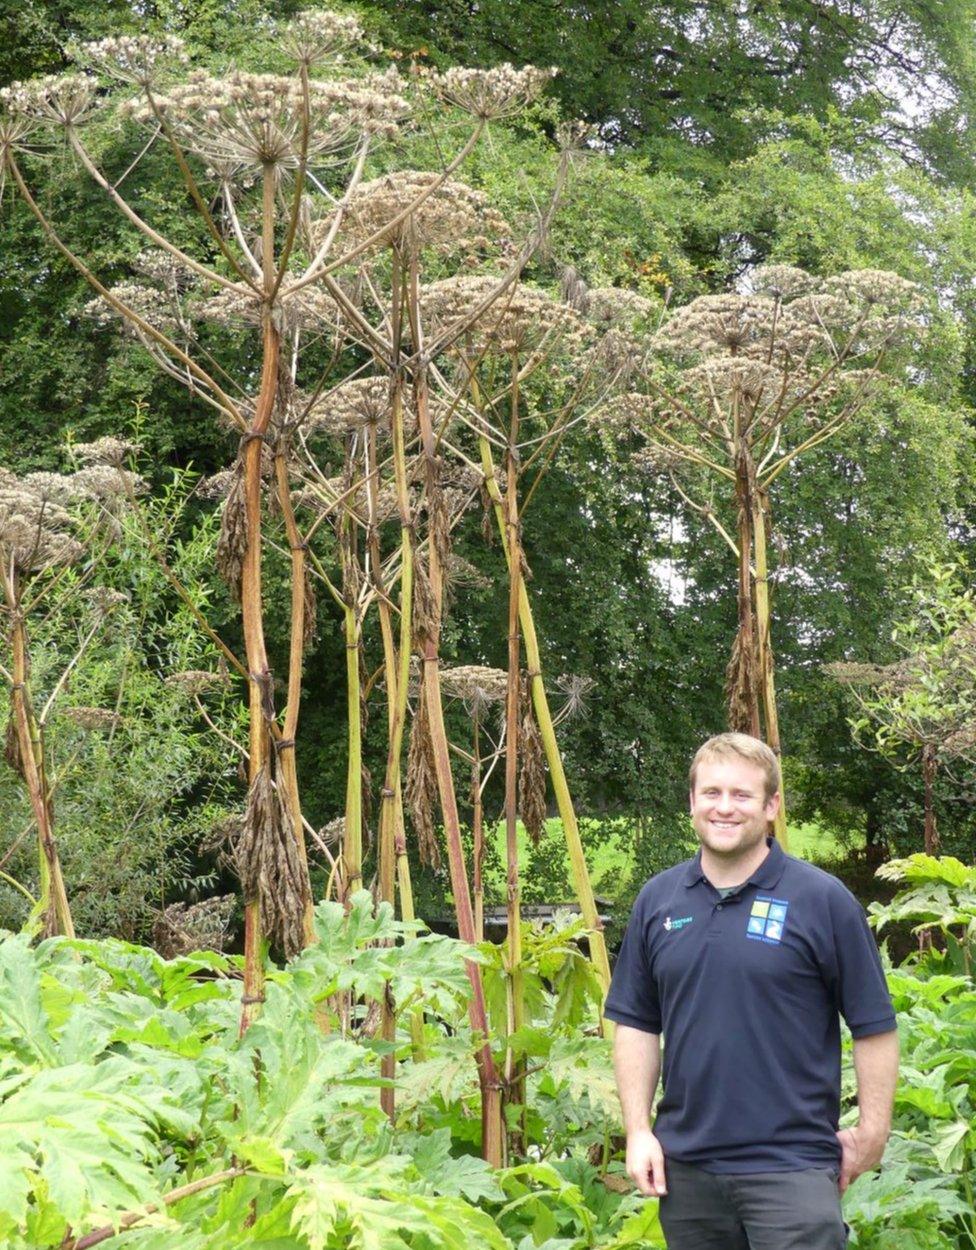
{"left": 663, "top": 915, "right": 694, "bottom": 932}
{"left": 746, "top": 896, "right": 789, "bottom": 944}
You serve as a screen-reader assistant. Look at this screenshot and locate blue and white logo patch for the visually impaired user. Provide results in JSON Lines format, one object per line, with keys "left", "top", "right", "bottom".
{"left": 746, "top": 896, "right": 789, "bottom": 944}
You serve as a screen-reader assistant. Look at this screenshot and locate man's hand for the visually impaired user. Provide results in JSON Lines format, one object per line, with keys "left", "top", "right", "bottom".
{"left": 836, "top": 1125, "right": 887, "bottom": 1193}
{"left": 626, "top": 1129, "right": 667, "bottom": 1197}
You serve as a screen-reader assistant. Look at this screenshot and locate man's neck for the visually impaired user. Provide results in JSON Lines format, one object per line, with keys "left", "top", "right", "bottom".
{"left": 700, "top": 839, "right": 771, "bottom": 890}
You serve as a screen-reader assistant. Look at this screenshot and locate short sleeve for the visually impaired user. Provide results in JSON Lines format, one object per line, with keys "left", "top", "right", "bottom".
{"left": 604, "top": 886, "right": 661, "bottom": 1033}
{"left": 819, "top": 883, "right": 896, "bottom": 1038}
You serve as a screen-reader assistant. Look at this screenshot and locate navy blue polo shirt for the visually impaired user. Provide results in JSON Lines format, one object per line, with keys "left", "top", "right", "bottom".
{"left": 605, "top": 838, "right": 896, "bottom": 1174}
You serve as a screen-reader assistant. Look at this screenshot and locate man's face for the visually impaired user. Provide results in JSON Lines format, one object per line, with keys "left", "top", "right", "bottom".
{"left": 689, "top": 756, "right": 780, "bottom": 858}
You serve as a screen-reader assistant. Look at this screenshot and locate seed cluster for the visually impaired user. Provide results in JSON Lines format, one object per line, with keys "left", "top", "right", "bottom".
{"left": 422, "top": 276, "right": 592, "bottom": 356}
{"left": 314, "top": 170, "right": 510, "bottom": 257}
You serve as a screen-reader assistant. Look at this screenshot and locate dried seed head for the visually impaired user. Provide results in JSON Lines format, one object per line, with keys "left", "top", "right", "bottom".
{"left": 153, "top": 893, "right": 235, "bottom": 958}
{"left": 432, "top": 64, "right": 556, "bottom": 120}
{"left": 0, "top": 481, "right": 83, "bottom": 572}
{"left": 440, "top": 664, "right": 508, "bottom": 704}
{"left": 423, "top": 275, "right": 592, "bottom": 357}
{"left": 587, "top": 286, "right": 657, "bottom": 329}
{"left": 71, "top": 436, "right": 141, "bottom": 467}
{"left": 123, "top": 69, "right": 409, "bottom": 176}
{"left": 748, "top": 264, "right": 818, "bottom": 300}
{"left": 85, "top": 281, "right": 182, "bottom": 335}
{"left": 314, "top": 170, "right": 510, "bottom": 257}
{"left": 73, "top": 34, "right": 188, "bottom": 87}
{"left": 61, "top": 706, "right": 123, "bottom": 731}
{"left": 166, "top": 669, "right": 232, "bottom": 695}
{"left": 305, "top": 377, "right": 392, "bottom": 435}
{"left": 197, "top": 282, "right": 339, "bottom": 334}
{"left": 279, "top": 10, "right": 365, "bottom": 66}
{"left": 0, "top": 74, "right": 97, "bottom": 130}
{"left": 555, "top": 673, "right": 595, "bottom": 719}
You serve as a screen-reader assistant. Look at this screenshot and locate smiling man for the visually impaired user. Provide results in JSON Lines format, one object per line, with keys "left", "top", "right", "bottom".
{"left": 605, "top": 733, "right": 899, "bottom": 1249}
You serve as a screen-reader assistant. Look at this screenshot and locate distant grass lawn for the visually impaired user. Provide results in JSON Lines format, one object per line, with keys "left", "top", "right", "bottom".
{"left": 488, "top": 816, "right": 845, "bottom": 909}
{"left": 787, "top": 820, "right": 843, "bottom": 862}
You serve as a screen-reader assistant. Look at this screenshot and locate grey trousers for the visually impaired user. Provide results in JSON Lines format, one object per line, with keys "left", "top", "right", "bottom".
{"left": 659, "top": 1158, "right": 848, "bottom": 1250}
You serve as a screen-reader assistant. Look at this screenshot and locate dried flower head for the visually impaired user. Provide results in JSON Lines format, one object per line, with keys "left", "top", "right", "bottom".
{"left": 555, "top": 673, "right": 595, "bottom": 719}
{"left": 74, "top": 34, "right": 188, "bottom": 87}
{"left": 314, "top": 170, "right": 509, "bottom": 257}
{"left": 433, "top": 64, "right": 555, "bottom": 120}
{"left": 305, "top": 377, "right": 392, "bottom": 434}
{"left": 0, "top": 74, "right": 98, "bottom": 130}
{"left": 196, "top": 282, "right": 339, "bottom": 334}
{"left": 441, "top": 664, "right": 507, "bottom": 719}
{"left": 71, "top": 436, "right": 141, "bottom": 467}
{"left": 61, "top": 706, "right": 123, "bottom": 731}
{"left": 85, "top": 281, "right": 182, "bottom": 335}
{"left": 166, "top": 669, "right": 231, "bottom": 695}
{"left": 279, "top": 10, "right": 365, "bottom": 67}
{"left": 124, "top": 69, "right": 409, "bottom": 176}
{"left": 0, "top": 485, "right": 82, "bottom": 571}
{"left": 587, "top": 286, "right": 657, "bottom": 329}
{"left": 748, "top": 265, "right": 818, "bottom": 300}
{"left": 423, "top": 275, "right": 591, "bottom": 356}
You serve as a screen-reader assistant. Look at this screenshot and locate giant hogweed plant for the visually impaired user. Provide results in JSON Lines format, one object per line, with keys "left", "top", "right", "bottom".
{"left": 0, "top": 9, "right": 623, "bottom": 1166}
{"left": 595, "top": 265, "right": 925, "bottom": 844}
{"left": 0, "top": 899, "right": 653, "bottom": 1250}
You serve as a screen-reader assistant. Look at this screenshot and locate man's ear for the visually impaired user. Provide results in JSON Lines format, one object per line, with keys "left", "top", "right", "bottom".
{"left": 765, "top": 790, "right": 781, "bottom": 821}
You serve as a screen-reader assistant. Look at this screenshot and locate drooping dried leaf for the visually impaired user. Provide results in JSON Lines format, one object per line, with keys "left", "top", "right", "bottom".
{"left": 406, "top": 682, "right": 440, "bottom": 870}
{"left": 235, "top": 761, "right": 309, "bottom": 958}
{"left": 518, "top": 675, "right": 547, "bottom": 845}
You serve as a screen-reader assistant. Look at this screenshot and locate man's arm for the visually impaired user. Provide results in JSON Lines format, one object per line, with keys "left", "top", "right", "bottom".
{"left": 837, "top": 1029, "right": 900, "bottom": 1193}
{"left": 613, "top": 1024, "right": 667, "bottom": 1197}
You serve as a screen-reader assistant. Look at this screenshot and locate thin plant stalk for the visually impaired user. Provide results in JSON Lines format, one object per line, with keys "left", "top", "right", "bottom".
{"left": 408, "top": 251, "right": 504, "bottom": 1168}
{"left": 238, "top": 164, "right": 281, "bottom": 1037}
{"left": 731, "top": 446, "right": 761, "bottom": 739}
{"left": 273, "top": 449, "right": 316, "bottom": 943}
{"left": 502, "top": 353, "right": 526, "bottom": 1149}
{"left": 750, "top": 487, "right": 788, "bottom": 847}
{"left": 341, "top": 519, "right": 364, "bottom": 902}
{"left": 1, "top": 568, "right": 73, "bottom": 937}
{"left": 472, "top": 710, "right": 485, "bottom": 942}
{"left": 477, "top": 431, "right": 613, "bottom": 1012}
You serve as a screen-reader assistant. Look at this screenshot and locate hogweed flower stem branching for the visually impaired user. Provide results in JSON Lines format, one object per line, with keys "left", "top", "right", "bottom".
{"left": 144, "top": 90, "right": 260, "bottom": 291}
{"left": 5, "top": 153, "right": 247, "bottom": 431}
{"left": 268, "top": 63, "right": 312, "bottom": 306}
{"left": 66, "top": 129, "right": 251, "bottom": 295}
{"left": 291, "top": 121, "right": 487, "bottom": 293}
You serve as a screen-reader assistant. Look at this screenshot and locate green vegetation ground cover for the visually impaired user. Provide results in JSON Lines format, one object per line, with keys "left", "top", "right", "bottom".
{"left": 1, "top": 860, "right": 975, "bottom": 1248}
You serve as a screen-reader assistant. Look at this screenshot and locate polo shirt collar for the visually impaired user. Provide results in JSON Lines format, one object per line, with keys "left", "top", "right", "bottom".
{"left": 682, "top": 836, "right": 787, "bottom": 890}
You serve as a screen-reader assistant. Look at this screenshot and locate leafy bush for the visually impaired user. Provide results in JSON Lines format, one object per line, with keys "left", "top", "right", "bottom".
{"left": 0, "top": 895, "right": 660, "bottom": 1249}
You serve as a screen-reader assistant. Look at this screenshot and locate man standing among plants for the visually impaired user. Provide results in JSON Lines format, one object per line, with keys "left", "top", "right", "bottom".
{"left": 605, "top": 733, "right": 898, "bottom": 1249}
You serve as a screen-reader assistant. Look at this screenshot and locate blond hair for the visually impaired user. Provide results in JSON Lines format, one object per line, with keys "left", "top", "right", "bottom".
{"left": 689, "top": 733, "right": 780, "bottom": 801}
